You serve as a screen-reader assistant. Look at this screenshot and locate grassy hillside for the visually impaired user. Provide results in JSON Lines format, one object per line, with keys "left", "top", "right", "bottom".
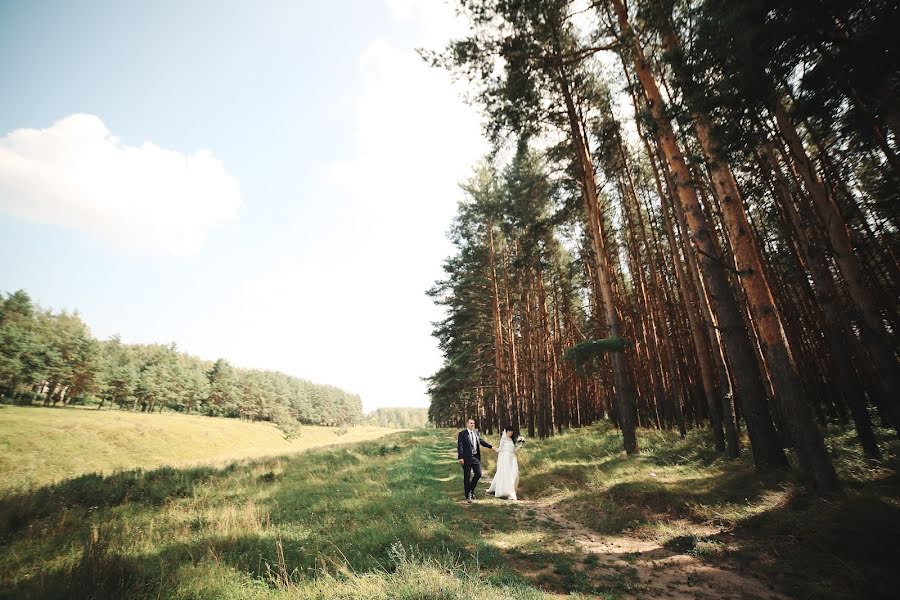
{"left": 0, "top": 405, "right": 397, "bottom": 491}
{"left": 1, "top": 422, "right": 897, "bottom": 599}
{"left": 500, "top": 423, "right": 900, "bottom": 599}
{"left": 0, "top": 429, "right": 548, "bottom": 600}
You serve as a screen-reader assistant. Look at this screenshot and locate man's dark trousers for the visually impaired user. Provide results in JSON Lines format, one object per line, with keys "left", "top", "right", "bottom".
{"left": 458, "top": 428, "right": 492, "bottom": 499}
{"left": 462, "top": 460, "right": 481, "bottom": 498}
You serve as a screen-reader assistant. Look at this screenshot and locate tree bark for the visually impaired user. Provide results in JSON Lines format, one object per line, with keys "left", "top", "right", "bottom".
{"left": 610, "top": 0, "right": 785, "bottom": 468}
{"left": 760, "top": 144, "right": 881, "bottom": 458}
{"left": 550, "top": 12, "right": 638, "bottom": 454}
{"left": 631, "top": 88, "right": 731, "bottom": 453}
{"left": 487, "top": 224, "right": 509, "bottom": 430}
{"left": 652, "top": 21, "right": 839, "bottom": 492}
{"left": 774, "top": 97, "right": 900, "bottom": 431}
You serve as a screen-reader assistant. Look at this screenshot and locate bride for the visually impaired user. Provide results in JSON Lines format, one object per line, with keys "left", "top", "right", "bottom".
{"left": 487, "top": 425, "right": 521, "bottom": 500}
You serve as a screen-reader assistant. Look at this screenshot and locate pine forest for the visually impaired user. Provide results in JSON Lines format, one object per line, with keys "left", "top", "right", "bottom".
{"left": 0, "top": 290, "right": 364, "bottom": 430}
{"left": 426, "top": 0, "right": 898, "bottom": 495}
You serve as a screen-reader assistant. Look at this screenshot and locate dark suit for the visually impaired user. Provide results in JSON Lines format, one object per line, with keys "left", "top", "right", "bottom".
{"left": 457, "top": 428, "right": 493, "bottom": 498}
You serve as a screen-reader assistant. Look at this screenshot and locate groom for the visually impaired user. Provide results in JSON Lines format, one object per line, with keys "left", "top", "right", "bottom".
{"left": 457, "top": 418, "right": 496, "bottom": 503}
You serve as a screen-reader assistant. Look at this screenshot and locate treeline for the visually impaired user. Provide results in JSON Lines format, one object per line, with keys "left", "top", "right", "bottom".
{"left": 0, "top": 290, "right": 363, "bottom": 428}
{"left": 366, "top": 407, "right": 430, "bottom": 428}
{"left": 426, "top": 0, "right": 898, "bottom": 494}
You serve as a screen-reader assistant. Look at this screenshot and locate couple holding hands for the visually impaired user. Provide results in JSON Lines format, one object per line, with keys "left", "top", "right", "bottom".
{"left": 456, "top": 418, "right": 523, "bottom": 503}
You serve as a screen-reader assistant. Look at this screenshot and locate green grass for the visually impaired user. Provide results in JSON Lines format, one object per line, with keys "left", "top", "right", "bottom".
{"left": 511, "top": 421, "right": 900, "bottom": 599}
{"left": 0, "top": 429, "right": 559, "bottom": 599}
{"left": 0, "top": 405, "right": 398, "bottom": 491}
{"left": 1, "top": 413, "right": 897, "bottom": 599}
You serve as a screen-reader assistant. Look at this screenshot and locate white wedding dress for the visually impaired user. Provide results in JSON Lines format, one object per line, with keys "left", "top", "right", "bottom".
{"left": 487, "top": 435, "right": 520, "bottom": 500}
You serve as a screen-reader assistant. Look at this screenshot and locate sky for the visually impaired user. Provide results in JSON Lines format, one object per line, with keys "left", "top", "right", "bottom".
{"left": 0, "top": 0, "right": 488, "bottom": 412}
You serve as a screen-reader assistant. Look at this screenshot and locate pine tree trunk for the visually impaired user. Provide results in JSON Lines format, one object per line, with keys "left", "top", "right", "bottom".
{"left": 625, "top": 157, "right": 687, "bottom": 437}
{"left": 551, "top": 28, "right": 638, "bottom": 453}
{"left": 761, "top": 145, "right": 882, "bottom": 458}
{"left": 611, "top": 0, "right": 784, "bottom": 468}
{"left": 537, "top": 267, "right": 555, "bottom": 436}
{"left": 488, "top": 224, "right": 508, "bottom": 430}
{"left": 668, "top": 62, "right": 840, "bottom": 489}
{"left": 635, "top": 102, "right": 730, "bottom": 452}
{"left": 503, "top": 244, "right": 522, "bottom": 432}
{"left": 619, "top": 163, "right": 682, "bottom": 434}
{"left": 672, "top": 149, "right": 742, "bottom": 455}
{"left": 774, "top": 98, "right": 900, "bottom": 430}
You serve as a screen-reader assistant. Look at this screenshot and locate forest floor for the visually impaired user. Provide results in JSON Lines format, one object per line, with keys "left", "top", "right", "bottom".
{"left": 465, "top": 479, "right": 786, "bottom": 599}
{"left": 450, "top": 421, "right": 900, "bottom": 599}
{"left": 0, "top": 421, "right": 897, "bottom": 599}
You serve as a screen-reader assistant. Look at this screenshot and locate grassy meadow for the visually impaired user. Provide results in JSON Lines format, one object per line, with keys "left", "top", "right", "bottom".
{"left": 0, "top": 426, "right": 548, "bottom": 600}
{"left": 0, "top": 410, "right": 898, "bottom": 599}
{"left": 509, "top": 422, "right": 900, "bottom": 599}
{"left": 0, "top": 405, "right": 397, "bottom": 491}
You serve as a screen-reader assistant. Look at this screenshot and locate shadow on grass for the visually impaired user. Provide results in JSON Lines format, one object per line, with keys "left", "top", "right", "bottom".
{"left": 0, "top": 464, "right": 237, "bottom": 541}
{"left": 0, "top": 431, "right": 544, "bottom": 600}
{"left": 724, "top": 491, "right": 900, "bottom": 600}
{"left": 2, "top": 530, "right": 544, "bottom": 600}
{"left": 517, "top": 423, "right": 900, "bottom": 599}
{"left": 598, "top": 463, "right": 780, "bottom": 526}
{"left": 4, "top": 426, "right": 898, "bottom": 600}
{"left": 515, "top": 473, "right": 898, "bottom": 599}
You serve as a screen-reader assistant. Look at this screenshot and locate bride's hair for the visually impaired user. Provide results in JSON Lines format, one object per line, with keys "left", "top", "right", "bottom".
{"left": 501, "top": 424, "right": 515, "bottom": 437}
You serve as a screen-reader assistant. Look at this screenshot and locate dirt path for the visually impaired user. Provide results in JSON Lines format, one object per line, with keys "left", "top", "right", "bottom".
{"left": 449, "top": 446, "right": 789, "bottom": 599}
{"left": 512, "top": 494, "right": 788, "bottom": 599}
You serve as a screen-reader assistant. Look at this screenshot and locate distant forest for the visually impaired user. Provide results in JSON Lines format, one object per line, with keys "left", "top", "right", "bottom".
{"left": 0, "top": 290, "right": 363, "bottom": 430}
{"left": 425, "top": 0, "right": 898, "bottom": 495}
{"left": 366, "top": 407, "right": 430, "bottom": 429}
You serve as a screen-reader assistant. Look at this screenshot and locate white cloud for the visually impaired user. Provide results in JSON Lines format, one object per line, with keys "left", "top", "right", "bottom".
{"left": 386, "top": 0, "right": 471, "bottom": 47}
{"left": 233, "top": 1, "right": 488, "bottom": 411}
{"left": 0, "top": 113, "right": 240, "bottom": 255}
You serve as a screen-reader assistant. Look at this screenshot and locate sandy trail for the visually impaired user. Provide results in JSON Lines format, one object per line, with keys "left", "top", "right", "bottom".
{"left": 447, "top": 445, "right": 788, "bottom": 598}
{"left": 510, "top": 495, "right": 789, "bottom": 599}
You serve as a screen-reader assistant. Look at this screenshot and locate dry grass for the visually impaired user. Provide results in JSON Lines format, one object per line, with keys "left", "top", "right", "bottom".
{"left": 2, "top": 414, "right": 896, "bottom": 599}
{"left": 0, "top": 405, "right": 398, "bottom": 491}
{"left": 506, "top": 421, "right": 900, "bottom": 599}
{"left": 0, "top": 430, "right": 556, "bottom": 599}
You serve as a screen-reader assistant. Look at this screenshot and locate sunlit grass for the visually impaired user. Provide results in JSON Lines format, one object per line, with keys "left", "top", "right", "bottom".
{"left": 1, "top": 414, "right": 897, "bottom": 599}
{"left": 506, "top": 420, "right": 900, "bottom": 599}
{"left": 0, "top": 405, "right": 398, "bottom": 491}
{"left": 483, "top": 530, "right": 549, "bottom": 552}
{"left": 0, "top": 430, "right": 559, "bottom": 599}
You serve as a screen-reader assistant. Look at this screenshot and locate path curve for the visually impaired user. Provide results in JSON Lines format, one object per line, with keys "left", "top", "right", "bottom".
{"left": 516, "top": 494, "right": 789, "bottom": 599}
{"left": 447, "top": 445, "right": 789, "bottom": 599}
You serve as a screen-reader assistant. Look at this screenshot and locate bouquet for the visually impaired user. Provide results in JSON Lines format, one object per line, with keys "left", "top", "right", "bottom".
{"left": 515, "top": 435, "right": 526, "bottom": 445}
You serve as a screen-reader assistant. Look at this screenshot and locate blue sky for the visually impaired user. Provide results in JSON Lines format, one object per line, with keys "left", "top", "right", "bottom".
{"left": 0, "top": 0, "right": 487, "bottom": 411}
